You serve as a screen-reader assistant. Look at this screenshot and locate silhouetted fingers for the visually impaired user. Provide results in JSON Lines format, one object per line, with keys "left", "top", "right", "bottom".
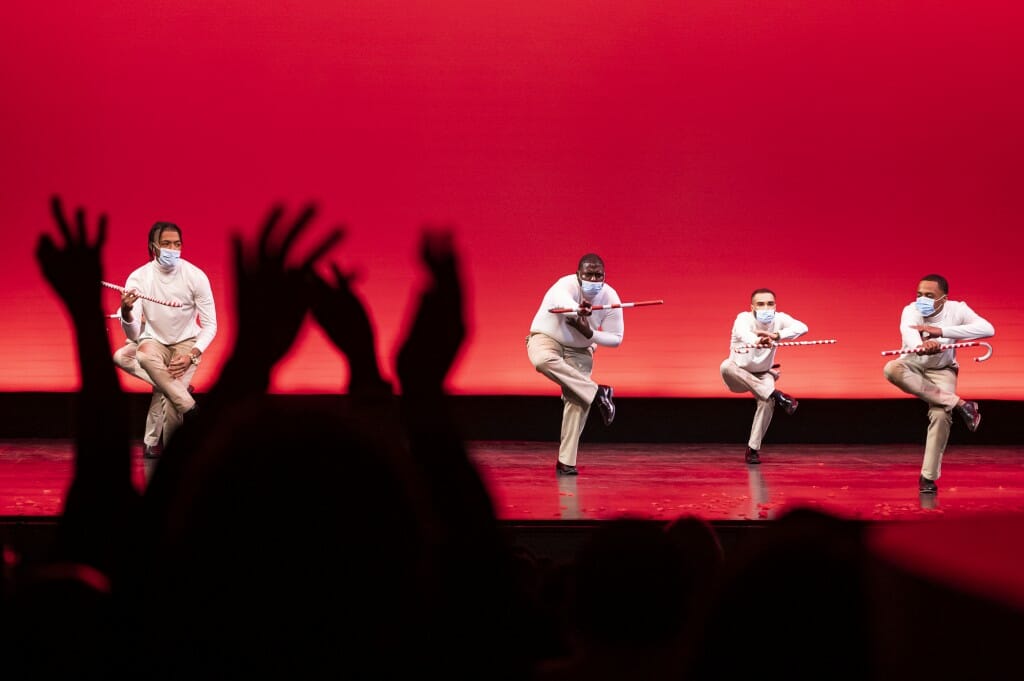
{"left": 329, "top": 261, "right": 359, "bottom": 289}
{"left": 304, "top": 267, "right": 329, "bottom": 296}
{"left": 420, "top": 228, "right": 458, "bottom": 277}
{"left": 95, "top": 213, "right": 108, "bottom": 249}
{"left": 299, "top": 227, "right": 344, "bottom": 272}
{"left": 49, "top": 195, "right": 73, "bottom": 244}
{"left": 424, "top": 227, "right": 453, "bottom": 252}
{"left": 278, "top": 203, "right": 319, "bottom": 261}
{"left": 258, "top": 204, "right": 286, "bottom": 261}
{"left": 75, "top": 206, "right": 87, "bottom": 244}
{"left": 35, "top": 234, "right": 56, "bottom": 262}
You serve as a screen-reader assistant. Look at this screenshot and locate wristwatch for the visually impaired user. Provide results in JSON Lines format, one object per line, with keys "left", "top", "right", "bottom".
{"left": 189, "top": 351, "right": 201, "bottom": 366}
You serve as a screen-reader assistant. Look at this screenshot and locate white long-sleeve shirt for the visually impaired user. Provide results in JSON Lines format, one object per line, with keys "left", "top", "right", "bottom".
{"left": 898, "top": 299, "right": 994, "bottom": 370}
{"left": 120, "top": 259, "right": 218, "bottom": 353}
{"left": 529, "top": 274, "right": 623, "bottom": 349}
{"left": 728, "top": 311, "right": 808, "bottom": 373}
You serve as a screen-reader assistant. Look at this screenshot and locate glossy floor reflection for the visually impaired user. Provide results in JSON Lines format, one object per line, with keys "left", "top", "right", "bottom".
{"left": 1, "top": 439, "right": 1022, "bottom": 522}
{"left": 470, "top": 441, "right": 1024, "bottom": 522}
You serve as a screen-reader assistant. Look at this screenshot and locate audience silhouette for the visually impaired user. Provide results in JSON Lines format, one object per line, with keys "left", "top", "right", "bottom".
{"left": 10, "top": 195, "right": 1023, "bottom": 680}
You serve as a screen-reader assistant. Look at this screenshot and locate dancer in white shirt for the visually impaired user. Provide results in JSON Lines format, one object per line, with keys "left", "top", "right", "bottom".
{"left": 719, "top": 288, "right": 807, "bottom": 464}
{"left": 883, "top": 273, "right": 994, "bottom": 494}
{"left": 114, "top": 221, "right": 217, "bottom": 455}
{"left": 527, "top": 254, "right": 621, "bottom": 475}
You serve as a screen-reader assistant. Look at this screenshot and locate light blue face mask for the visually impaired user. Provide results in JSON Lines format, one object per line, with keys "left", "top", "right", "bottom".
{"left": 755, "top": 309, "right": 775, "bottom": 324}
{"left": 915, "top": 295, "right": 945, "bottom": 317}
{"left": 580, "top": 281, "right": 604, "bottom": 299}
{"left": 157, "top": 248, "right": 181, "bottom": 268}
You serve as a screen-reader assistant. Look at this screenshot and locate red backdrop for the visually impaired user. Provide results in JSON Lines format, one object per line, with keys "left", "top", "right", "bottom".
{"left": 2, "top": 2, "right": 1021, "bottom": 398}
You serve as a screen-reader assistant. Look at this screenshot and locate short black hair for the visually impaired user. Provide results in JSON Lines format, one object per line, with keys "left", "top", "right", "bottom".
{"left": 578, "top": 253, "right": 604, "bottom": 271}
{"left": 919, "top": 274, "right": 948, "bottom": 295}
{"left": 149, "top": 221, "right": 182, "bottom": 259}
{"left": 750, "top": 287, "right": 775, "bottom": 302}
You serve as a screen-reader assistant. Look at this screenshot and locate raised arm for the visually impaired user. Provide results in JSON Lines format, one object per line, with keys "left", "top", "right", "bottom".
{"left": 395, "top": 229, "right": 466, "bottom": 396}
{"left": 309, "top": 259, "right": 393, "bottom": 398}
{"left": 216, "top": 203, "right": 343, "bottom": 395}
{"left": 35, "top": 196, "right": 138, "bottom": 579}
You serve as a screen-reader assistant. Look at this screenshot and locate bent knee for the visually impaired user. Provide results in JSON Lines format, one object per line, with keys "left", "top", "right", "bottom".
{"left": 532, "top": 353, "right": 561, "bottom": 373}
{"left": 882, "top": 360, "right": 904, "bottom": 383}
{"left": 112, "top": 346, "right": 135, "bottom": 368}
{"left": 137, "top": 344, "right": 164, "bottom": 366}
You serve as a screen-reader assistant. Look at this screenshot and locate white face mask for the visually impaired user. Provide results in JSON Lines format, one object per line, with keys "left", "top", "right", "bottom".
{"left": 755, "top": 309, "right": 775, "bottom": 324}
{"left": 157, "top": 248, "right": 181, "bottom": 268}
{"left": 580, "top": 281, "right": 604, "bottom": 299}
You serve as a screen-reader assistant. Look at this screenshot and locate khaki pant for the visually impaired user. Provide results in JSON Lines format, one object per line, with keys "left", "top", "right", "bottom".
{"left": 114, "top": 338, "right": 198, "bottom": 447}
{"left": 527, "top": 333, "right": 598, "bottom": 466}
{"left": 884, "top": 359, "right": 959, "bottom": 481}
{"left": 720, "top": 358, "right": 777, "bottom": 451}
{"left": 114, "top": 340, "right": 165, "bottom": 447}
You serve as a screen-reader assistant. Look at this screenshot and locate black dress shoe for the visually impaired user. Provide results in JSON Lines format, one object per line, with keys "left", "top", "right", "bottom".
{"left": 772, "top": 390, "right": 799, "bottom": 415}
{"left": 556, "top": 462, "right": 578, "bottom": 476}
{"left": 745, "top": 447, "right": 761, "bottom": 464}
{"left": 956, "top": 401, "right": 980, "bottom": 432}
{"left": 918, "top": 475, "right": 938, "bottom": 494}
{"left": 181, "top": 404, "right": 199, "bottom": 426}
{"left": 594, "top": 384, "right": 615, "bottom": 426}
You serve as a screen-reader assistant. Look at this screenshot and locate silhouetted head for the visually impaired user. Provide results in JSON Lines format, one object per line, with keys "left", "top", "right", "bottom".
{"left": 689, "top": 507, "right": 873, "bottom": 679}
{"left": 148, "top": 396, "right": 437, "bottom": 675}
{"left": 571, "top": 517, "right": 691, "bottom": 649}
{"left": 664, "top": 514, "right": 725, "bottom": 586}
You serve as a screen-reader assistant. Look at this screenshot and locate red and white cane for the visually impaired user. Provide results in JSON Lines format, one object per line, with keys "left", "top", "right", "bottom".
{"left": 101, "top": 281, "right": 182, "bottom": 307}
{"left": 733, "top": 339, "right": 837, "bottom": 354}
{"left": 881, "top": 341, "right": 993, "bottom": 362}
{"left": 548, "top": 299, "right": 664, "bottom": 314}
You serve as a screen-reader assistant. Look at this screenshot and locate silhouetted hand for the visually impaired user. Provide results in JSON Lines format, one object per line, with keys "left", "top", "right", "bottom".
{"left": 309, "top": 262, "right": 391, "bottom": 394}
{"left": 35, "top": 195, "right": 119, "bottom": 397}
{"left": 34, "top": 195, "right": 135, "bottom": 579}
{"left": 36, "top": 196, "right": 107, "bottom": 320}
{"left": 396, "top": 228, "right": 466, "bottom": 394}
{"left": 228, "top": 203, "right": 343, "bottom": 384}
{"left": 393, "top": 229, "right": 528, "bottom": 680}
{"left": 143, "top": 202, "right": 344, "bottom": 582}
